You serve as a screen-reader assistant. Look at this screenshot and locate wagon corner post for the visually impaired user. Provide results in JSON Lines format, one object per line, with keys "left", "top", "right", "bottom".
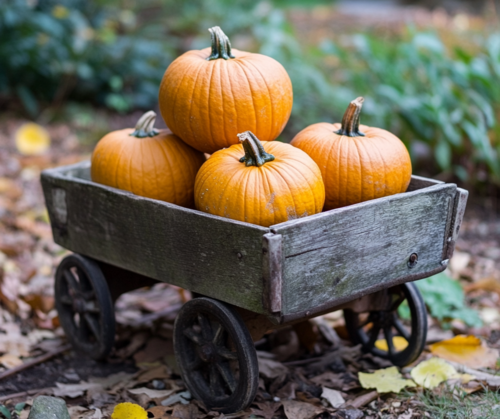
{"left": 262, "top": 232, "right": 283, "bottom": 315}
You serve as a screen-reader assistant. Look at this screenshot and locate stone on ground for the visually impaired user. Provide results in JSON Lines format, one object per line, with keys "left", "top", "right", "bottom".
{"left": 28, "top": 396, "right": 70, "bottom": 419}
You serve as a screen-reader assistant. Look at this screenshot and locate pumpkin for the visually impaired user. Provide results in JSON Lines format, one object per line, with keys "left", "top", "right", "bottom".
{"left": 194, "top": 131, "right": 325, "bottom": 227}
{"left": 291, "top": 97, "right": 412, "bottom": 210}
{"left": 91, "top": 111, "right": 205, "bottom": 207}
{"left": 158, "top": 26, "right": 293, "bottom": 154}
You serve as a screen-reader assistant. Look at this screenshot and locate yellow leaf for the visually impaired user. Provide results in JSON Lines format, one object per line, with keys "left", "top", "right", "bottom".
{"left": 15, "top": 123, "right": 50, "bottom": 156}
{"left": 375, "top": 336, "right": 408, "bottom": 352}
{"left": 410, "top": 358, "right": 460, "bottom": 389}
{"left": 52, "top": 5, "right": 69, "bottom": 19}
{"left": 429, "top": 335, "right": 499, "bottom": 369}
{"left": 111, "top": 402, "right": 148, "bottom": 419}
{"left": 358, "top": 366, "right": 416, "bottom": 393}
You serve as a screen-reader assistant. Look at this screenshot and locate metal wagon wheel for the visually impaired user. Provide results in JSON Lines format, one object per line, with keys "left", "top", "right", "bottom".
{"left": 174, "top": 297, "right": 258, "bottom": 414}
{"left": 55, "top": 254, "right": 115, "bottom": 360}
{"left": 343, "top": 282, "right": 427, "bottom": 366}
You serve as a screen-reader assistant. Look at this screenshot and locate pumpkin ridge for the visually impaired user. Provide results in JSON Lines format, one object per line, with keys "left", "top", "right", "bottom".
{"left": 360, "top": 137, "right": 375, "bottom": 201}
{"left": 163, "top": 138, "right": 185, "bottom": 203}
{"left": 148, "top": 138, "right": 160, "bottom": 199}
{"left": 205, "top": 58, "right": 218, "bottom": 153}
{"left": 266, "top": 163, "right": 297, "bottom": 223}
{"left": 218, "top": 61, "right": 229, "bottom": 147}
{"left": 234, "top": 60, "right": 259, "bottom": 135}
{"left": 223, "top": 62, "right": 238, "bottom": 148}
{"left": 260, "top": 164, "right": 277, "bottom": 225}
{"left": 244, "top": 59, "right": 274, "bottom": 141}
{"left": 186, "top": 60, "right": 207, "bottom": 145}
{"left": 286, "top": 156, "right": 324, "bottom": 213}
{"left": 352, "top": 136, "right": 363, "bottom": 203}
{"left": 113, "top": 135, "right": 128, "bottom": 191}
{"left": 158, "top": 135, "right": 178, "bottom": 202}
{"left": 165, "top": 58, "right": 198, "bottom": 133}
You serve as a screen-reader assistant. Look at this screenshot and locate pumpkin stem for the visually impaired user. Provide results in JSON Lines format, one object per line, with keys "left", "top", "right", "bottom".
{"left": 130, "top": 111, "right": 160, "bottom": 138}
{"left": 207, "top": 26, "right": 235, "bottom": 61}
{"left": 237, "top": 131, "right": 275, "bottom": 167}
{"left": 335, "top": 97, "right": 366, "bottom": 137}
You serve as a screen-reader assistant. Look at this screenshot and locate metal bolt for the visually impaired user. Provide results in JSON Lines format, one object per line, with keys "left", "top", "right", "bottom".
{"left": 237, "top": 252, "right": 243, "bottom": 259}
{"left": 408, "top": 253, "right": 418, "bottom": 268}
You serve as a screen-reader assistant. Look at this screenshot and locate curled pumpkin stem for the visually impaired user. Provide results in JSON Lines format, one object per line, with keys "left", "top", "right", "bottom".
{"left": 335, "top": 97, "right": 366, "bottom": 137}
{"left": 130, "top": 111, "right": 160, "bottom": 138}
{"left": 207, "top": 26, "right": 235, "bottom": 61}
{"left": 238, "top": 131, "right": 275, "bottom": 167}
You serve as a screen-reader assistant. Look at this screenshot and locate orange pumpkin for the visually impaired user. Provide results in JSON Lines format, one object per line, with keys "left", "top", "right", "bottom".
{"left": 91, "top": 111, "right": 205, "bottom": 207}
{"left": 194, "top": 131, "right": 325, "bottom": 227}
{"left": 291, "top": 97, "right": 412, "bottom": 210}
{"left": 158, "top": 26, "right": 293, "bottom": 154}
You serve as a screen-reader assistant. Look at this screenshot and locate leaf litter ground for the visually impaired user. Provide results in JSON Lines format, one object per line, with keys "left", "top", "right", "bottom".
{"left": 2, "top": 119, "right": 500, "bottom": 418}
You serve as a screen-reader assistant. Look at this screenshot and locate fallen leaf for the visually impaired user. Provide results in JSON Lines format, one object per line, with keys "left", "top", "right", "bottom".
{"left": 430, "top": 335, "right": 499, "bottom": 368}
{"left": 375, "top": 336, "right": 408, "bottom": 352}
{"left": 127, "top": 387, "right": 175, "bottom": 399}
{"left": 161, "top": 391, "right": 191, "bottom": 406}
{"left": 15, "top": 123, "right": 50, "bottom": 156}
{"left": 111, "top": 402, "right": 147, "bottom": 419}
{"left": 146, "top": 406, "right": 171, "bottom": 418}
{"left": 321, "top": 387, "right": 345, "bottom": 408}
{"left": 258, "top": 357, "right": 289, "bottom": 379}
{"left": 136, "top": 365, "right": 171, "bottom": 383}
{"left": 411, "top": 358, "right": 462, "bottom": 389}
{"left": 282, "top": 400, "right": 323, "bottom": 419}
{"left": 464, "top": 277, "right": 500, "bottom": 295}
{"left": 251, "top": 402, "right": 281, "bottom": 419}
{"left": 358, "top": 367, "right": 415, "bottom": 393}
{"left": 171, "top": 404, "right": 199, "bottom": 419}
{"left": 0, "top": 353, "right": 23, "bottom": 368}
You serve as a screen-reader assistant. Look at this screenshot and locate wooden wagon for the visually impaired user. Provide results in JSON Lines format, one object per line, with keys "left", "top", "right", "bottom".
{"left": 41, "top": 160, "right": 467, "bottom": 413}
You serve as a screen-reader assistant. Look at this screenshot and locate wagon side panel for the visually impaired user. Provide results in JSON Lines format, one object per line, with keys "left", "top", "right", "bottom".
{"left": 272, "top": 184, "right": 457, "bottom": 318}
{"left": 41, "top": 164, "right": 269, "bottom": 314}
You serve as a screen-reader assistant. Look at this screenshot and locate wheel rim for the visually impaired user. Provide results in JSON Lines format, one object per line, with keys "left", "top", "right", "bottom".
{"left": 174, "top": 298, "right": 258, "bottom": 413}
{"left": 344, "top": 283, "right": 427, "bottom": 366}
{"left": 55, "top": 254, "right": 115, "bottom": 360}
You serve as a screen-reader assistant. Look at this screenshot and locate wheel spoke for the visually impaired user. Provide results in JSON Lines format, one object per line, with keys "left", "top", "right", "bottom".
{"left": 83, "top": 313, "right": 101, "bottom": 340}
{"left": 216, "top": 362, "right": 236, "bottom": 393}
{"left": 209, "top": 364, "right": 223, "bottom": 397}
{"left": 83, "top": 301, "right": 100, "bottom": 314}
{"left": 60, "top": 295, "right": 73, "bottom": 306}
{"left": 184, "top": 327, "right": 203, "bottom": 345}
{"left": 366, "top": 324, "right": 381, "bottom": 349}
{"left": 383, "top": 326, "right": 395, "bottom": 356}
{"left": 197, "top": 313, "right": 212, "bottom": 341}
{"left": 393, "top": 316, "right": 411, "bottom": 341}
{"left": 217, "top": 347, "right": 238, "bottom": 360}
{"left": 389, "top": 293, "right": 405, "bottom": 311}
{"left": 63, "top": 270, "right": 80, "bottom": 292}
{"left": 212, "top": 323, "right": 224, "bottom": 344}
{"left": 187, "top": 357, "right": 204, "bottom": 372}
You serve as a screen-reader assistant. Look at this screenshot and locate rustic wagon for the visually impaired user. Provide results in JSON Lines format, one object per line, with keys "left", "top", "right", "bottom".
{"left": 41, "top": 160, "right": 467, "bottom": 413}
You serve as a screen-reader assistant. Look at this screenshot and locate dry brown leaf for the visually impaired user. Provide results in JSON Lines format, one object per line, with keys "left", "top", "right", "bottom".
{"left": 134, "top": 337, "right": 172, "bottom": 364}
{"left": 251, "top": 402, "right": 281, "bottom": 419}
{"left": 171, "top": 403, "right": 199, "bottom": 419}
{"left": 0, "top": 353, "right": 23, "bottom": 368}
{"left": 147, "top": 406, "right": 172, "bottom": 418}
{"left": 464, "top": 277, "right": 500, "bottom": 295}
{"left": 258, "top": 357, "right": 288, "bottom": 379}
{"left": 282, "top": 400, "right": 324, "bottom": 419}
{"left": 321, "top": 387, "right": 345, "bottom": 408}
{"left": 429, "top": 335, "right": 499, "bottom": 368}
{"left": 128, "top": 387, "right": 175, "bottom": 400}
{"left": 136, "top": 365, "right": 171, "bottom": 383}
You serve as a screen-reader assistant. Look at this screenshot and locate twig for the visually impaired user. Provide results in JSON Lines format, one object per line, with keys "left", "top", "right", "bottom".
{"left": 0, "top": 387, "right": 54, "bottom": 402}
{"left": 344, "top": 390, "right": 378, "bottom": 409}
{"left": 0, "top": 344, "right": 72, "bottom": 382}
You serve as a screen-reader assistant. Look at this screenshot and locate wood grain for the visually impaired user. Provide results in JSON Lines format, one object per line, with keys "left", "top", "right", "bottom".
{"left": 271, "top": 183, "right": 457, "bottom": 316}
{"left": 41, "top": 162, "right": 270, "bottom": 314}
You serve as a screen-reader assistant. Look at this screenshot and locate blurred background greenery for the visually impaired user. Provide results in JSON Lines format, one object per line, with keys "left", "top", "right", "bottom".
{"left": 1, "top": 0, "right": 499, "bottom": 189}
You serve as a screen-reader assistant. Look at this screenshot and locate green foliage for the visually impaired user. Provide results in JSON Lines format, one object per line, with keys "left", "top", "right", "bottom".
{"left": 2, "top": 0, "right": 499, "bottom": 184}
{"left": 414, "top": 272, "right": 482, "bottom": 328}
{"left": 0, "top": 0, "right": 173, "bottom": 114}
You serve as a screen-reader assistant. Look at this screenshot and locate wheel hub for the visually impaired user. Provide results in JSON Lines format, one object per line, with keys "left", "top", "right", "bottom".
{"left": 199, "top": 343, "right": 217, "bottom": 363}
{"left": 72, "top": 297, "right": 86, "bottom": 313}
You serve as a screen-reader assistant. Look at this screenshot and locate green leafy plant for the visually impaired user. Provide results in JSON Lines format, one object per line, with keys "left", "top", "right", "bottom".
{"left": 404, "top": 272, "right": 482, "bottom": 328}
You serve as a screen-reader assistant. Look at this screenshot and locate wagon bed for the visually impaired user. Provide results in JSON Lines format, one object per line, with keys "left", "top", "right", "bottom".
{"left": 41, "top": 160, "right": 467, "bottom": 324}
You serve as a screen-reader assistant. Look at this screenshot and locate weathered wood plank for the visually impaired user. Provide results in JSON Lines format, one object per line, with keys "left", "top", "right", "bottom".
{"left": 41, "top": 161, "right": 269, "bottom": 314}
{"left": 407, "top": 175, "right": 444, "bottom": 192}
{"left": 262, "top": 233, "right": 283, "bottom": 313}
{"left": 443, "top": 187, "right": 469, "bottom": 262}
{"left": 271, "top": 183, "right": 457, "bottom": 317}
